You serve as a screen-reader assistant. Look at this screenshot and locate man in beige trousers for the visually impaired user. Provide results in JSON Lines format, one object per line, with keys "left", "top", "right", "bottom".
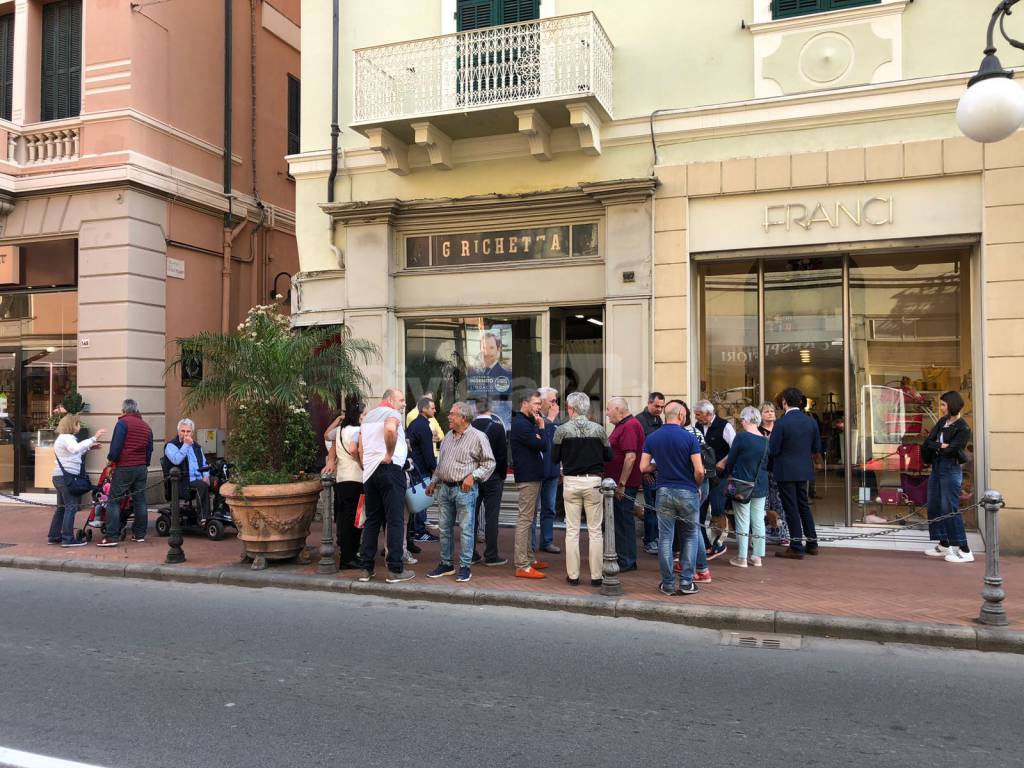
{"left": 551, "top": 391, "right": 613, "bottom": 586}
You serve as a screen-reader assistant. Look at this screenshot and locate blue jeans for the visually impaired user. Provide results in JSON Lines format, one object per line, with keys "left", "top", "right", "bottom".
{"left": 532, "top": 477, "right": 558, "bottom": 550}
{"left": 48, "top": 475, "right": 82, "bottom": 545}
{"left": 105, "top": 465, "right": 149, "bottom": 539}
{"left": 656, "top": 487, "right": 700, "bottom": 590}
{"left": 928, "top": 457, "right": 967, "bottom": 548}
{"left": 641, "top": 483, "right": 658, "bottom": 545}
{"left": 436, "top": 482, "right": 478, "bottom": 568}
{"left": 613, "top": 487, "right": 638, "bottom": 569}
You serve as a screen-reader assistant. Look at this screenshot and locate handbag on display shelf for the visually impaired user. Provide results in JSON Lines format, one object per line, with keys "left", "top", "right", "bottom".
{"left": 897, "top": 443, "right": 923, "bottom": 472}
{"left": 878, "top": 488, "right": 902, "bottom": 505}
{"left": 900, "top": 473, "right": 929, "bottom": 506}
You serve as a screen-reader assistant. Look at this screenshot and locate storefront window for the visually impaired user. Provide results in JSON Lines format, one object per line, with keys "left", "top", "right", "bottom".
{"left": 849, "top": 250, "right": 975, "bottom": 527}
{"left": 404, "top": 315, "right": 541, "bottom": 429}
{"left": 698, "top": 260, "right": 757, "bottom": 419}
{"left": 694, "top": 249, "right": 973, "bottom": 530}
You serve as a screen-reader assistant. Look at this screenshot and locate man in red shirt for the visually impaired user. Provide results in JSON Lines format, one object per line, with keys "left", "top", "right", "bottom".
{"left": 604, "top": 397, "right": 646, "bottom": 572}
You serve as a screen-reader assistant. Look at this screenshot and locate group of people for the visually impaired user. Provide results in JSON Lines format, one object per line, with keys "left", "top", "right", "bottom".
{"left": 48, "top": 398, "right": 216, "bottom": 548}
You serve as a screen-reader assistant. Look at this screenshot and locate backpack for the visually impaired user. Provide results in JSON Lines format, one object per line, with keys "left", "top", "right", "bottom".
{"left": 701, "top": 443, "right": 719, "bottom": 486}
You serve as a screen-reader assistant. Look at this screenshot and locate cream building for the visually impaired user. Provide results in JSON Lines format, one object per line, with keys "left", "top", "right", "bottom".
{"left": 288, "top": 0, "right": 1024, "bottom": 550}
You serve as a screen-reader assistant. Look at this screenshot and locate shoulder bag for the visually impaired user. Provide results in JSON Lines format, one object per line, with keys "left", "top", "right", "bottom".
{"left": 724, "top": 438, "right": 769, "bottom": 504}
{"left": 55, "top": 454, "right": 92, "bottom": 497}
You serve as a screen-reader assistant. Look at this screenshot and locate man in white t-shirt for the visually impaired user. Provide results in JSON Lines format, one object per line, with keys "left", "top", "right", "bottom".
{"left": 356, "top": 388, "right": 415, "bottom": 583}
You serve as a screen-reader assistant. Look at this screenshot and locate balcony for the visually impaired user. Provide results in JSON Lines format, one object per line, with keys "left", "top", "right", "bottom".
{"left": 352, "top": 12, "right": 614, "bottom": 173}
{"left": 0, "top": 119, "right": 81, "bottom": 167}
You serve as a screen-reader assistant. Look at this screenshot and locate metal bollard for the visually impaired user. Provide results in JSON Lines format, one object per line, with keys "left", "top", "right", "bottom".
{"left": 165, "top": 467, "right": 186, "bottom": 564}
{"left": 978, "top": 489, "right": 1008, "bottom": 627}
{"left": 600, "top": 477, "right": 622, "bottom": 597}
{"left": 318, "top": 473, "right": 338, "bottom": 574}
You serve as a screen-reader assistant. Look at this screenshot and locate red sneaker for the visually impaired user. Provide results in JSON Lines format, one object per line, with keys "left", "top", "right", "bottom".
{"left": 693, "top": 569, "right": 712, "bottom": 583}
{"left": 531, "top": 560, "right": 550, "bottom": 570}
{"left": 515, "top": 566, "right": 546, "bottom": 579}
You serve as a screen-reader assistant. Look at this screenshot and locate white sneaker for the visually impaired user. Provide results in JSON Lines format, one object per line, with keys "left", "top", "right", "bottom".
{"left": 403, "top": 549, "right": 418, "bottom": 565}
{"left": 944, "top": 547, "right": 975, "bottom": 563}
{"left": 924, "top": 544, "right": 949, "bottom": 558}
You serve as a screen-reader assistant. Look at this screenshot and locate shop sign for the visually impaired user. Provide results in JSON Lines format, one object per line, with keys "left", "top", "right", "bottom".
{"left": 166, "top": 257, "right": 186, "bottom": 280}
{"left": 405, "top": 223, "right": 598, "bottom": 268}
{"left": 0, "top": 245, "right": 20, "bottom": 284}
{"left": 763, "top": 196, "right": 893, "bottom": 233}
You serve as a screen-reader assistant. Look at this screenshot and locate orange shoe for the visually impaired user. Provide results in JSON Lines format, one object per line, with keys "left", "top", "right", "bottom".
{"left": 531, "top": 560, "right": 550, "bottom": 570}
{"left": 516, "top": 566, "right": 546, "bottom": 579}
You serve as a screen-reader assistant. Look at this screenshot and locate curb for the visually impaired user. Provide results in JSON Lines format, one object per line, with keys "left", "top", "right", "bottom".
{"left": 2, "top": 556, "right": 1021, "bottom": 654}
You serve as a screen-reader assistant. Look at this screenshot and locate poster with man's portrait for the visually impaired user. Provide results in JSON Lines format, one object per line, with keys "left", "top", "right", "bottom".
{"left": 467, "top": 324, "right": 513, "bottom": 396}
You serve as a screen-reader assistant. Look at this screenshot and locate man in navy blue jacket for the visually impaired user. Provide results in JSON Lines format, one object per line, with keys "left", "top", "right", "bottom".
{"left": 769, "top": 387, "right": 822, "bottom": 558}
{"left": 406, "top": 396, "right": 438, "bottom": 545}
{"left": 510, "top": 390, "right": 547, "bottom": 579}
{"left": 536, "top": 387, "right": 561, "bottom": 554}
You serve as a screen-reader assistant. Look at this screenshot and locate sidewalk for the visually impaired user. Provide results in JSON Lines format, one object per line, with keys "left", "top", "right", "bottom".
{"left": 2, "top": 502, "right": 1021, "bottom": 651}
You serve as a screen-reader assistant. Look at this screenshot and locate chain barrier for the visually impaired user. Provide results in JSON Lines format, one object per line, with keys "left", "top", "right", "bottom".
{"left": 634, "top": 493, "right": 980, "bottom": 545}
{"left": 0, "top": 478, "right": 167, "bottom": 510}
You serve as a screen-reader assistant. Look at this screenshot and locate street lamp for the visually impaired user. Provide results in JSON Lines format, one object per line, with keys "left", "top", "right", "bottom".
{"left": 956, "top": 0, "right": 1024, "bottom": 143}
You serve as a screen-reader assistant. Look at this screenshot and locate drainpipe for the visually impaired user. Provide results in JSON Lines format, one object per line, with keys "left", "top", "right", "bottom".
{"left": 326, "top": 0, "right": 342, "bottom": 270}
{"left": 221, "top": 0, "right": 247, "bottom": 432}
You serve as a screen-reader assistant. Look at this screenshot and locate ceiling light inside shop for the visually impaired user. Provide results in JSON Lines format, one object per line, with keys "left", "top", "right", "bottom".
{"left": 587, "top": 318, "right": 604, "bottom": 326}
{"left": 575, "top": 314, "right": 585, "bottom": 319}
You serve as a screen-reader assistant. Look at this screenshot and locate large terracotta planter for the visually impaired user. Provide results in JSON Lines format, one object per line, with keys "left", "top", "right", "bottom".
{"left": 221, "top": 479, "right": 322, "bottom": 570}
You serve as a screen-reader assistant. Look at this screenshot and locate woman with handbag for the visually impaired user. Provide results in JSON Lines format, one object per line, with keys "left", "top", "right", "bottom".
{"left": 922, "top": 391, "right": 973, "bottom": 563}
{"left": 48, "top": 414, "right": 106, "bottom": 547}
{"left": 324, "top": 402, "right": 365, "bottom": 569}
{"left": 724, "top": 406, "right": 770, "bottom": 568}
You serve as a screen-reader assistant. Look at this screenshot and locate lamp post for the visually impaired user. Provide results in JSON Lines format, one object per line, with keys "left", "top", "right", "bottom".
{"left": 599, "top": 477, "right": 623, "bottom": 597}
{"left": 956, "top": 1, "right": 1024, "bottom": 143}
{"left": 318, "top": 473, "right": 337, "bottom": 574}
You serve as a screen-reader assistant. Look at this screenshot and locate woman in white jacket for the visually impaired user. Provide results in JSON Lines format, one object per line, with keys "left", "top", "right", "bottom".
{"left": 47, "top": 413, "right": 106, "bottom": 547}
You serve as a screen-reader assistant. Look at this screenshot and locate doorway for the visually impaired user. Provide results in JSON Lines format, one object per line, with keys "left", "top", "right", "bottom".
{"left": 550, "top": 306, "right": 604, "bottom": 421}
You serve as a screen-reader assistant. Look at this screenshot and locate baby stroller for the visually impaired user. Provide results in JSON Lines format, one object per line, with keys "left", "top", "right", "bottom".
{"left": 155, "top": 457, "right": 236, "bottom": 541}
{"left": 75, "top": 463, "right": 135, "bottom": 543}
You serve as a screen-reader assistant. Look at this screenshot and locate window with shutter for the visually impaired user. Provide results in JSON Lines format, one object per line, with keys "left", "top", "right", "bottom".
{"left": 456, "top": 0, "right": 538, "bottom": 31}
{"left": 772, "top": 0, "right": 878, "bottom": 20}
{"left": 287, "top": 75, "right": 300, "bottom": 159}
{"left": 0, "top": 14, "right": 13, "bottom": 122}
{"left": 41, "top": 0, "right": 82, "bottom": 122}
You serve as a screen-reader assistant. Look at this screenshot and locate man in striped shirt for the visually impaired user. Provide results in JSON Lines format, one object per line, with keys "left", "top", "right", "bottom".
{"left": 426, "top": 402, "right": 496, "bottom": 583}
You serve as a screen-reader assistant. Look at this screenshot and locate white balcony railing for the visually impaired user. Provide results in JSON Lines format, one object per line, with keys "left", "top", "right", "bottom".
{"left": 353, "top": 12, "right": 613, "bottom": 125}
{"left": 6, "top": 122, "right": 80, "bottom": 166}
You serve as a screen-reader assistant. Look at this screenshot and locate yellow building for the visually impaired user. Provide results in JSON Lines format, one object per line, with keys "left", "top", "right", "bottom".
{"left": 289, "top": 0, "right": 1024, "bottom": 550}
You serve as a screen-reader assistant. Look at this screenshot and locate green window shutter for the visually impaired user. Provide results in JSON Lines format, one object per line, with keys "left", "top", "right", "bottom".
{"left": 773, "top": 0, "right": 879, "bottom": 18}
{"left": 773, "top": 0, "right": 827, "bottom": 19}
{"left": 287, "top": 75, "right": 300, "bottom": 157}
{"left": 41, "top": 0, "right": 82, "bottom": 121}
{"left": 0, "top": 14, "right": 13, "bottom": 122}
{"left": 500, "top": 0, "right": 539, "bottom": 24}
{"left": 456, "top": 0, "right": 496, "bottom": 31}
{"left": 828, "top": 0, "right": 881, "bottom": 10}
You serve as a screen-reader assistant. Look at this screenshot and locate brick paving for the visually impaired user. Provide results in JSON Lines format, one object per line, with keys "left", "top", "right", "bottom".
{"left": 2, "top": 502, "right": 1019, "bottom": 630}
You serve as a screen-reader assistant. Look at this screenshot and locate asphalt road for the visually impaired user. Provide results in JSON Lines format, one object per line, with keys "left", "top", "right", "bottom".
{"left": 1, "top": 570, "right": 1022, "bottom": 768}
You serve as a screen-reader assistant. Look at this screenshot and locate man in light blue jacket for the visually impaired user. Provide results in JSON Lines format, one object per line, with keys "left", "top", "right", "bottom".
{"left": 163, "top": 418, "right": 210, "bottom": 523}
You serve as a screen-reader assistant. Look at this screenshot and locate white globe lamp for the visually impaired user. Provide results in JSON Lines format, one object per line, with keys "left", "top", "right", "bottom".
{"left": 957, "top": 74, "right": 1024, "bottom": 143}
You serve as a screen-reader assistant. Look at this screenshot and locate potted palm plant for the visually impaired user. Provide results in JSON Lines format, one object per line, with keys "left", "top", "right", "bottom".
{"left": 170, "top": 304, "right": 376, "bottom": 570}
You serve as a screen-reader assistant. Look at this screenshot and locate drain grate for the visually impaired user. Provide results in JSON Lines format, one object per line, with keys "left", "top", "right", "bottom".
{"left": 720, "top": 630, "right": 802, "bottom": 651}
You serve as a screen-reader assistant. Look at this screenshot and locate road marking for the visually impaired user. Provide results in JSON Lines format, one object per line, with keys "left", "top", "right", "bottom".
{"left": 0, "top": 747, "right": 111, "bottom": 768}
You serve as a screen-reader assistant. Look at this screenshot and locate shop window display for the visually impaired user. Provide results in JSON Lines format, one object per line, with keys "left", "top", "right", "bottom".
{"left": 404, "top": 316, "right": 541, "bottom": 430}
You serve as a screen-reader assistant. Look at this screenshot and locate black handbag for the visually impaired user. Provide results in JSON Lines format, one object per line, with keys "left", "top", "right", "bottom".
{"left": 55, "top": 455, "right": 92, "bottom": 497}
{"left": 724, "top": 439, "right": 769, "bottom": 504}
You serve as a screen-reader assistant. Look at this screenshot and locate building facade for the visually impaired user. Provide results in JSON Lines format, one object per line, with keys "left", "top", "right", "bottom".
{"left": 1, "top": 0, "right": 300, "bottom": 494}
{"left": 289, "top": 0, "right": 1024, "bottom": 550}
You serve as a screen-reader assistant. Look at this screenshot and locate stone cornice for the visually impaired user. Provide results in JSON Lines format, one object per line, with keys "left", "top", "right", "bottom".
{"left": 320, "top": 178, "right": 657, "bottom": 226}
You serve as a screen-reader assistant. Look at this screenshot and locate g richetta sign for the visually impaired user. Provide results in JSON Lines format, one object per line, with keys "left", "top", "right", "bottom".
{"left": 763, "top": 196, "right": 893, "bottom": 233}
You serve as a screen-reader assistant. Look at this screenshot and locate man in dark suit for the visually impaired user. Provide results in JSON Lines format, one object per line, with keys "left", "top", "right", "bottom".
{"left": 769, "top": 387, "right": 822, "bottom": 559}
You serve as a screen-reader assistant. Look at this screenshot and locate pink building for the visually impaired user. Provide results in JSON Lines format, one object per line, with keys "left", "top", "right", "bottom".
{"left": 0, "top": 0, "right": 300, "bottom": 493}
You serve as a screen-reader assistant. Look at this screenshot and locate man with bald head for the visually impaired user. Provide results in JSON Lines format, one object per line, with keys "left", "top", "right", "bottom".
{"left": 356, "top": 387, "right": 415, "bottom": 583}
{"left": 604, "top": 397, "right": 645, "bottom": 572}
